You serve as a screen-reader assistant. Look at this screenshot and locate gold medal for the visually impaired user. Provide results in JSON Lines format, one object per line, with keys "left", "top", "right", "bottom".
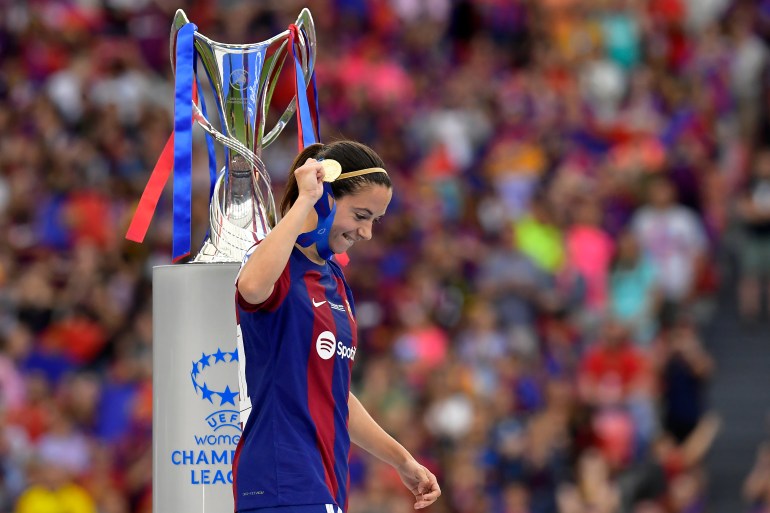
{"left": 321, "top": 159, "right": 342, "bottom": 182}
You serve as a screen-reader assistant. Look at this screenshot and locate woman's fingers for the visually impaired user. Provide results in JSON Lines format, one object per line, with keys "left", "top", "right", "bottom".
{"left": 414, "top": 468, "right": 440, "bottom": 509}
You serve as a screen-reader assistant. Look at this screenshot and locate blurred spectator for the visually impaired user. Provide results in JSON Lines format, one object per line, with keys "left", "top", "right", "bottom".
{"left": 609, "top": 230, "right": 660, "bottom": 345}
{"left": 392, "top": 270, "right": 451, "bottom": 391}
{"left": 666, "top": 470, "right": 706, "bottom": 513}
{"left": 501, "top": 482, "right": 532, "bottom": 513}
{"left": 631, "top": 175, "right": 708, "bottom": 307}
{"left": 35, "top": 405, "right": 92, "bottom": 478}
{"left": 601, "top": 2, "right": 642, "bottom": 71}
{"left": 476, "top": 226, "right": 551, "bottom": 339}
{"left": 728, "top": 6, "right": 769, "bottom": 139}
{"left": 579, "top": 319, "right": 651, "bottom": 408}
{"left": 652, "top": 414, "right": 721, "bottom": 484}
{"left": 13, "top": 448, "right": 96, "bottom": 513}
{"left": 566, "top": 197, "right": 614, "bottom": 318}
{"left": 735, "top": 148, "right": 770, "bottom": 322}
{"left": 455, "top": 299, "right": 508, "bottom": 398}
{"left": 424, "top": 359, "right": 475, "bottom": 443}
{"left": 744, "top": 441, "right": 770, "bottom": 513}
{"left": 514, "top": 193, "right": 565, "bottom": 275}
{"left": 0, "top": 408, "right": 30, "bottom": 511}
{"left": 556, "top": 448, "right": 621, "bottom": 513}
{"left": 580, "top": 43, "right": 627, "bottom": 125}
{"left": 651, "top": 315, "right": 714, "bottom": 443}
{"left": 578, "top": 318, "right": 656, "bottom": 469}
{"left": 0, "top": 328, "right": 27, "bottom": 411}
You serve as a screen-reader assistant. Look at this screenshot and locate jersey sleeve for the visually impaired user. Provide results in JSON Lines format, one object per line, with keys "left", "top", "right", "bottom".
{"left": 236, "top": 259, "right": 292, "bottom": 313}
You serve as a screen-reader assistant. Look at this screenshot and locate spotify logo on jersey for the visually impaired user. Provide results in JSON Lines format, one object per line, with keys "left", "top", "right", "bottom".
{"left": 316, "top": 331, "right": 336, "bottom": 360}
{"left": 315, "top": 331, "right": 356, "bottom": 361}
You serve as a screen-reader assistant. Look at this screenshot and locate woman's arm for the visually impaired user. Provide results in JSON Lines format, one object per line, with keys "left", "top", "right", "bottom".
{"left": 349, "top": 392, "right": 440, "bottom": 509}
{"left": 237, "top": 160, "right": 324, "bottom": 304}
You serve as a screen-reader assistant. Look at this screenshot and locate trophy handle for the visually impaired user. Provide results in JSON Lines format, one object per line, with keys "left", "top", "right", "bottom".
{"left": 170, "top": 10, "right": 191, "bottom": 69}
{"left": 191, "top": 106, "right": 261, "bottom": 171}
{"left": 262, "top": 8, "right": 316, "bottom": 148}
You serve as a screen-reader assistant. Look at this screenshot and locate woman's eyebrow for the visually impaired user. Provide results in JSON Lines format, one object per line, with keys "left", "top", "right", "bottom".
{"left": 353, "top": 207, "right": 374, "bottom": 216}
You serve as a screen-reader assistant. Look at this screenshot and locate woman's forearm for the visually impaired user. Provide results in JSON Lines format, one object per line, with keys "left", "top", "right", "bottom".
{"left": 348, "top": 392, "right": 411, "bottom": 468}
{"left": 350, "top": 393, "right": 442, "bottom": 508}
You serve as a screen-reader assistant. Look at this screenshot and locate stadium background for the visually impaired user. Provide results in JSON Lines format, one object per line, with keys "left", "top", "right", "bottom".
{"left": 2, "top": 0, "right": 770, "bottom": 512}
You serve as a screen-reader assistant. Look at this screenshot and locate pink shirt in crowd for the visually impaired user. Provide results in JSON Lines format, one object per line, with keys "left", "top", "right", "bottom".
{"left": 567, "top": 226, "right": 615, "bottom": 311}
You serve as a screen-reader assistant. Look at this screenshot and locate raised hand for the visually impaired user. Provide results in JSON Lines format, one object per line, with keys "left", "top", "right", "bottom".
{"left": 295, "top": 158, "right": 324, "bottom": 204}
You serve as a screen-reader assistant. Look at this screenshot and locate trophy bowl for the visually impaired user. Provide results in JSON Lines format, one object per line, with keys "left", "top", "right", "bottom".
{"left": 168, "top": 9, "right": 316, "bottom": 262}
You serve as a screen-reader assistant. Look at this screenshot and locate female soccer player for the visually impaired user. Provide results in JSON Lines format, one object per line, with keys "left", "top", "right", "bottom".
{"left": 233, "top": 140, "right": 441, "bottom": 513}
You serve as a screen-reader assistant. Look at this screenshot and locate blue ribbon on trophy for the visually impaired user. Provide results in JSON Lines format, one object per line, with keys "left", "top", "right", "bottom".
{"left": 172, "top": 22, "right": 204, "bottom": 261}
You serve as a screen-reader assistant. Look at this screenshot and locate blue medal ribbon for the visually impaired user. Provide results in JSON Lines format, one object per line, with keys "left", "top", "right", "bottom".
{"left": 290, "top": 26, "right": 334, "bottom": 260}
{"left": 296, "top": 181, "right": 336, "bottom": 260}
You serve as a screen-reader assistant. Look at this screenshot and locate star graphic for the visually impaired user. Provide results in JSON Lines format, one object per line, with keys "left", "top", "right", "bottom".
{"left": 191, "top": 373, "right": 199, "bottom": 391}
{"left": 218, "top": 385, "right": 238, "bottom": 406}
{"left": 229, "top": 349, "right": 239, "bottom": 362}
{"left": 200, "top": 382, "right": 215, "bottom": 403}
{"left": 199, "top": 352, "right": 211, "bottom": 369}
{"left": 192, "top": 361, "right": 200, "bottom": 377}
{"left": 212, "top": 348, "right": 228, "bottom": 363}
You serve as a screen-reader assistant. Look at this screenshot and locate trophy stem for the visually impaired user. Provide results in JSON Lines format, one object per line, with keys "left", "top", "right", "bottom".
{"left": 224, "top": 155, "right": 255, "bottom": 227}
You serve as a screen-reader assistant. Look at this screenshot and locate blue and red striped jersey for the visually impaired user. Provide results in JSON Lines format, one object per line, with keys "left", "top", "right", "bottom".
{"left": 233, "top": 247, "right": 358, "bottom": 512}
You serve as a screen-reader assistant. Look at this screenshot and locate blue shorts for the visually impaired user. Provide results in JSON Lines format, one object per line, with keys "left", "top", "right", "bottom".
{"left": 242, "top": 505, "right": 343, "bottom": 513}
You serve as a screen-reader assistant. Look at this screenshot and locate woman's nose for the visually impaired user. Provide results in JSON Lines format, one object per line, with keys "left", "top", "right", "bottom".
{"left": 357, "top": 223, "right": 372, "bottom": 240}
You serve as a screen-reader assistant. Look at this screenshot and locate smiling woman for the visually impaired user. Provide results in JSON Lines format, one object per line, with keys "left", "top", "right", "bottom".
{"left": 329, "top": 184, "right": 391, "bottom": 253}
{"left": 232, "top": 140, "right": 440, "bottom": 513}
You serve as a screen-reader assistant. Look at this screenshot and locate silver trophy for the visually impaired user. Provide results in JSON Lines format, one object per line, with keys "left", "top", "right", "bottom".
{"left": 170, "top": 9, "right": 316, "bottom": 262}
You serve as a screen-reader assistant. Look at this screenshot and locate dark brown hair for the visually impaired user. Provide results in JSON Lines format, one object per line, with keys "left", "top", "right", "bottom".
{"left": 279, "top": 140, "right": 392, "bottom": 216}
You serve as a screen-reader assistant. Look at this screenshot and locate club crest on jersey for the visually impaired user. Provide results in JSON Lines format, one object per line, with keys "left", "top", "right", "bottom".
{"left": 315, "top": 331, "right": 356, "bottom": 361}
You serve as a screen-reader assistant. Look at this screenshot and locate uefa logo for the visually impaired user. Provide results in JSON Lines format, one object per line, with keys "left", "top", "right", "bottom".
{"left": 190, "top": 347, "right": 240, "bottom": 432}
{"left": 171, "top": 346, "right": 241, "bottom": 487}
{"left": 229, "top": 68, "right": 248, "bottom": 89}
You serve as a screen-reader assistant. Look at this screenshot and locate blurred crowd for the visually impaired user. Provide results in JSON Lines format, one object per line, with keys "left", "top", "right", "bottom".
{"left": 3, "top": 0, "right": 770, "bottom": 512}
